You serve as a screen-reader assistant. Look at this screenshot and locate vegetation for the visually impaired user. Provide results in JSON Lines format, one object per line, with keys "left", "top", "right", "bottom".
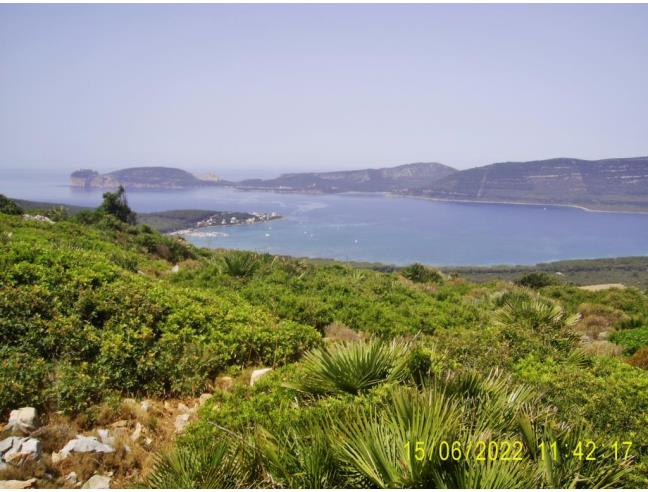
{"left": 0, "top": 193, "right": 23, "bottom": 215}
{"left": 98, "top": 185, "right": 137, "bottom": 224}
{"left": 1, "top": 193, "right": 647, "bottom": 488}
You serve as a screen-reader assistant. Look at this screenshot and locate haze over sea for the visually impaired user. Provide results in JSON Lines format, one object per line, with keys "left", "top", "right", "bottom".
{"left": 4, "top": 169, "right": 648, "bottom": 266}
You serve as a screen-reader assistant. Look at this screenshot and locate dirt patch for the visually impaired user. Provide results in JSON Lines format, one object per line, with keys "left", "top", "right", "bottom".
{"left": 580, "top": 283, "right": 626, "bottom": 292}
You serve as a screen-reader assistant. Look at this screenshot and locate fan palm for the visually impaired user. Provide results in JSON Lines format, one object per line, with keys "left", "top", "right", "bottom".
{"left": 288, "top": 338, "right": 410, "bottom": 395}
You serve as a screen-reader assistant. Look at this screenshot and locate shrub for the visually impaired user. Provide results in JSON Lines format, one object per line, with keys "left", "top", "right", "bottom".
{"left": 143, "top": 438, "right": 251, "bottom": 488}
{"left": 0, "top": 347, "right": 49, "bottom": 416}
{"left": 628, "top": 346, "right": 648, "bottom": 370}
{"left": 516, "top": 272, "right": 558, "bottom": 289}
{"left": 221, "top": 251, "right": 259, "bottom": 278}
{"left": 610, "top": 325, "right": 648, "bottom": 355}
{"left": 98, "top": 185, "right": 137, "bottom": 225}
{"left": 290, "top": 339, "right": 410, "bottom": 395}
{"left": 0, "top": 194, "right": 23, "bottom": 215}
{"left": 401, "top": 263, "right": 443, "bottom": 283}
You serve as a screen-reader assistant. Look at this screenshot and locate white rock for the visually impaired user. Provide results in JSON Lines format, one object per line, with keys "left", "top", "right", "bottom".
{"left": 130, "top": 422, "right": 142, "bottom": 442}
{"left": 140, "top": 400, "right": 151, "bottom": 412}
{"left": 175, "top": 414, "right": 190, "bottom": 434}
{"left": 250, "top": 368, "right": 273, "bottom": 386}
{"left": 22, "top": 214, "right": 54, "bottom": 224}
{"left": 1, "top": 437, "right": 42, "bottom": 465}
{"left": 144, "top": 437, "right": 153, "bottom": 446}
{"left": 82, "top": 474, "right": 111, "bottom": 489}
{"left": 65, "top": 472, "right": 78, "bottom": 485}
{"left": 171, "top": 264, "right": 180, "bottom": 273}
{"left": 97, "top": 429, "right": 114, "bottom": 446}
{"left": 0, "top": 478, "right": 37, "bottom": 489}
{"left": 177, "top": 403, "right": 190, "bottom": 413}
{"left": 0, "top": 437, "right": 14, "bottom": 454}
{"left": 57, "top": 435, "right": 115, "bottom": 460}
{"left": 5, "top": 408, "right": 38, "bottom": 434}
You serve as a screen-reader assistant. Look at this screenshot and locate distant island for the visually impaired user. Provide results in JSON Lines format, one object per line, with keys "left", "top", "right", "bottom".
{"left": 70, "top": 166, "right": 227, "bottom": 190}
{"left": 70, "top": 155, "right": 648, "bottom": 212}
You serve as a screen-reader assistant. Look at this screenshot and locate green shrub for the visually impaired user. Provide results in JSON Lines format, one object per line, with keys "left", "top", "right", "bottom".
{"left": 401, "top": 263, "right": 443, "bottom": 283}
{"left": 0, "top": 347, "right": 49, "bottom": 416}
{"left": 222, "top": 251, "right": 259, "bottom": 278}
{"left": 291, "top": 339, "right": 410, "bottom": 395}
{"left": 610, "top": 325, "right": 648, "bottom": 355}
{"left": 516, "top": 272, "right": 558, "bottom": 289}
{"left": 0, "top": 194, "right": 23, "bottom": 215}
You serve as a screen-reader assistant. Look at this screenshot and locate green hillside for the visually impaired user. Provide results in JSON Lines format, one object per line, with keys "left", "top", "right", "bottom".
{"left": 413, "top": 156, "right": 648, "bottom": 212}
{"left": 1, "top": 195, "right": 647, "bottom": 488}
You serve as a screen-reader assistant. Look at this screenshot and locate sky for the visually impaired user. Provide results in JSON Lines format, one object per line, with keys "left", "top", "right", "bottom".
{"left": 1, "top": 4, "right": 647, "bottom": 177}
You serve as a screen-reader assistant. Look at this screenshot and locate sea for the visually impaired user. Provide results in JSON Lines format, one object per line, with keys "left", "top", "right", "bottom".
{"left": 3, "top": 169, "right": 648, "bottom": 266}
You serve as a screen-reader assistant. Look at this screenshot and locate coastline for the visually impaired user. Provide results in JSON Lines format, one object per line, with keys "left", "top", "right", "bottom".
{"left": 389, "top": 193, "right": 648, "bottom": 215}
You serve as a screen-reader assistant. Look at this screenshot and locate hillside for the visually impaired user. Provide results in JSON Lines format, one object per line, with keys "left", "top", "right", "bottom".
{"left": 70, "top": 167, "right": 223, "bottom": 190}
{"left": 236, "top": 162, "right": 457, "bottom": 192}
{"left": 13, "top": 199, "right": 278, "bottom": 234}
{"left": 412, "top": 156, "right": 648, "bottom": 212}
{"left": 1, "top": 196, "right": 648, "bottom": 488}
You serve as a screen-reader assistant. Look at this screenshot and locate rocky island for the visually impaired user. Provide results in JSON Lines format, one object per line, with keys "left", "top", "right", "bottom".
{"left": 70, "top": 167, "right": 226, "bottom": 190}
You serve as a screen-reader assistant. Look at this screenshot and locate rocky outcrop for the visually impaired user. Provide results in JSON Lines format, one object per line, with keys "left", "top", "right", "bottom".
{"left": 0, "top": 437, "right": 42, "bottom": 468}
{"left": 52, "top": 435, "right": 115, "bottom": 463}
{"left": 4, "top": 407, "right": 38, "bottom": 434}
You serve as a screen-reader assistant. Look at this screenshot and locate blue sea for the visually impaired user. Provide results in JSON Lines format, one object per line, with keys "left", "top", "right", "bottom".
{"left": 3, "top": 169, "right": 648, "bottom": 266}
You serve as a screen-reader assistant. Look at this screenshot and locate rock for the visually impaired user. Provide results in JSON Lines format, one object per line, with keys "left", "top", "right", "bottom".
{"left": 177, "top": 403, "right": 190, "bottom": 413}
{"left": 163, "top": 401, "right": 174, "bottom": 411}
{"left": 110, "top": 420, "right": 128, "bottom": 428}
{"left": 22, "top": 214, "right": 54, "bottom": 224}
{"left": 130, "top": 423, "right": 142, "bottom": 442}
{"left": 140, "top": 400, "right": 151, "bottom": 412}
{"left": 57, "top": 435, "right": 115, "bottom": 461}
{"left": 175, "top": 414, "right": 190, "bottom": 434}
{"left": 250, "top": 368, "right": 273, "bottom": 386}
{"left": 65, "top": 472, "right": 79, "bottom": 485}
{"left": 5, "top": 407, "right": 38, "bottom": 434}
{"left": 171, "top": 264, "right": 180, "bottom": 273}
{"left": 214, "top": 376, "right": 234, "bottom": 391}
{"left": 0, "top": 437, "right": 42, "bottom": 465}
{"left": 198, "top": 393, "right": 212, "bottom": 406}
{"left": 0, "top": 438, "right": 14, "bottom": 454}
{"left": 0, "top": 478, "right": 37, "bottom": 489}
{"left": 97, "top": 429, "right": 114, "bottom": 446}
{"left": 144, "top": 437, "right": 153, "bottom": 446}
{"left": 82, "top": 474, "right": 111, "bottom": 489}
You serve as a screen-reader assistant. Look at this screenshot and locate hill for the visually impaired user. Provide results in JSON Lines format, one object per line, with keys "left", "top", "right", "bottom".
{"left": 236, "top": 162, "right": 457, "bottom": 192}
{"left": 2, "top": 194, "right": 648, "bottom": 487}
{"left": 411, "top": 156, "right": 648, "bottom": 212}
{"left": 70, "top": 166, "right": 224, "bottom": 190}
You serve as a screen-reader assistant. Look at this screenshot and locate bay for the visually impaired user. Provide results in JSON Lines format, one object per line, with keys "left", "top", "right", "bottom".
{"left": 3, "top": 169, "right": 648, "bottom": 266}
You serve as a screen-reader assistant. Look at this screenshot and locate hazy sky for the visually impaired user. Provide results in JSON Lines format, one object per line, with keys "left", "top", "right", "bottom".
{"left": 1, "top": 4, "right": 647, "bottom": 176}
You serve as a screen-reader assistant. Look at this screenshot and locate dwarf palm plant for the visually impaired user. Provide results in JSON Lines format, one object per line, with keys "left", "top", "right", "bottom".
{"left": 142, "top": 438, "right": 252, "bottom": 488}
{"left": 289, "top": 338, "right": 410, "bottom": 395}
{"left": 221, "top": 251, "right": 259, "bottom": 278}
